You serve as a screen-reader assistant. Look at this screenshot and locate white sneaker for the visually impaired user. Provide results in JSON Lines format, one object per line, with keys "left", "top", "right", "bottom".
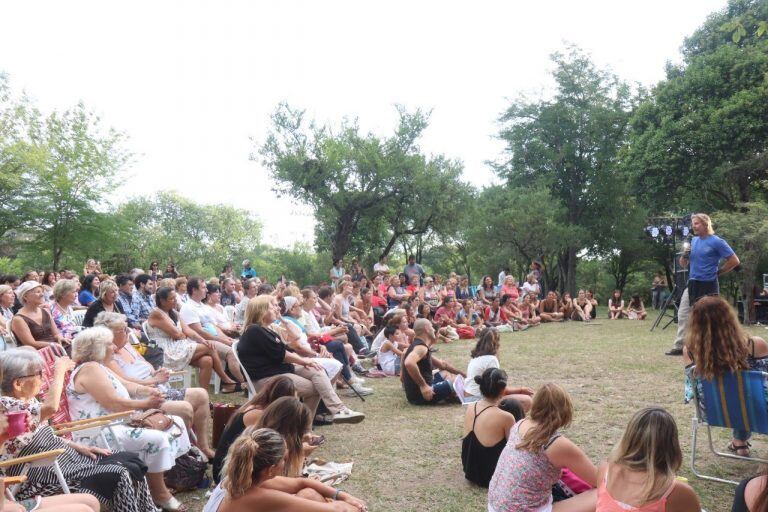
{"left": 349, "top": 375, "right": 366, "bottom": 385}
{"left": 343, "top": 385, "right": 373, "bottom": 397}
{"left": 332, "top": 408, "right": 365, "bottom": 424}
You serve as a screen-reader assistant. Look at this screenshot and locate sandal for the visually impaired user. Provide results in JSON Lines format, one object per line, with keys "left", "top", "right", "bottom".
{"left": 220, "top": 382, "right": 244, "bottom": 394}
{"left": 727, "top": 441, "right": 751, "bottom": 456}
{"left": 157, "top": 496, "right": 187, "bottom": 512}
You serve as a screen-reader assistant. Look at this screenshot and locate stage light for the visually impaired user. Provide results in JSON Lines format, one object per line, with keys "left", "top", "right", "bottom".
{"left": 664, "top": 225, "right": 673, "bottom": 236}
{"left": 651, "top": 227, "right": 659, "bottom": 238}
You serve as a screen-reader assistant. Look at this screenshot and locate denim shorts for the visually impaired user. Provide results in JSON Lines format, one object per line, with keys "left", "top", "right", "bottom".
{"left": 430, "top": 372, "right": 454, "bottom": 403}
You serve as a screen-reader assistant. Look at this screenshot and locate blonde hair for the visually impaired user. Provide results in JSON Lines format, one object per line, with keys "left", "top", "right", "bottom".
{"left": 609, "top": 407, "right": 682, "bottom": 502}
{"left": 691, "top": 213, "right": 714, "bottom": 235}
{"left": 517, "top": 383, "right": 573, "bottom": 452}
{"left": 243, "top": 295, "right": 273, "bottom": 330}
{"left": 71, "top": 326, "right": 113, "bottom": 363}
{"left": 53, "top": 279, "right": 78, "bottom": 302}
{"left": 99, "top": 279, "right": 118, "bottom": 298}
{"left": 157, "top": 278, "right": 176, "bottom": 290}
{"left": 283, "top": 285, "right": 301, "bottom": 299}
{"left": 221, "top": 427, "right": 285, "bottom": 498}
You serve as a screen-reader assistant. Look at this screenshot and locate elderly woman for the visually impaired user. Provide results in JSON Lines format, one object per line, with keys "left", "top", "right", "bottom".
{"left": 0, "top": 285, "right": 14, "bottom": 339}
{"left": 50, "top": 279, "right": 80, "bottom": 341}
{"left": 96, "top": 312, "right": 215, "bottom": 459}
{"left": 66, "top": 327, "right": 191, "bottom": 510}
{"left": 11, "top": 282, "right": 68, "bottom": 350}
{"left": 78, "top": 275, "right": 99, "bottom": 308}
{"left": 0, "top": 349, "right": 154, "bottom": 512}
{"left": 148, "top": 286, "right": 239, "bottom": 391}
{"left": 82, "top": 279, "right": 125, "bottom": 328}
{"left": 237, "top": 295, "right": 365, "bottom": 424}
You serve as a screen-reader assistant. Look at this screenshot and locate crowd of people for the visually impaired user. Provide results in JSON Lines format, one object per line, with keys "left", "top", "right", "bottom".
{"left": 0, "top": 245, "right": 761, "bottom": 512}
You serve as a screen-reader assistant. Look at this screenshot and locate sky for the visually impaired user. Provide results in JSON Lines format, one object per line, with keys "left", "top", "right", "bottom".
{"left": 0, "top": 0, "right": 726, "bottom": 246}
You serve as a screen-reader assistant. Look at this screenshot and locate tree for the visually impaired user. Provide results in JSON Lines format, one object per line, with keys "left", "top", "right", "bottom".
{"left": 495, "top": 47, "right": 634, "bottom": 293}
{"left": 17, "top": 103, "right": 130, "bottom": 270}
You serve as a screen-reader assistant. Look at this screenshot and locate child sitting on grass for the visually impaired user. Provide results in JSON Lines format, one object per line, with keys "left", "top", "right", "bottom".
{"left": 378, "top": 325, "right": 403, "bottom": 376}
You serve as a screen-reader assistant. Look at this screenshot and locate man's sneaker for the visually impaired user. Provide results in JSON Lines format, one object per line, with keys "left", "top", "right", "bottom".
{"left": 349, "top": 375, "right": 366, "bottom": 385}
{"left": 351, "top": 363, "right": 369, "bottom": 375}
{"left": 332, "top": 408, "right": 365, "bottom": 424}
{"left": 343, "top": 385, "right": 374, "bottom": 397}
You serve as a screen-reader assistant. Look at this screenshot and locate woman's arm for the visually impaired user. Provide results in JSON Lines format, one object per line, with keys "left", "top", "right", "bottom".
{"left": 40, "top": 357, "right": 75, "bottom": 421}
{"left": 547, "top": 437, "right": 598, "bottom": 487}
{"left": 148, "top": 310, "right": 186, "bottom": 340}
{"left": 72, "top": 363, "right": 162, "bottom": 412}
{"left": 179, "top": 318, "right": 205, "bottom": 342}
{"left": 283, "top": 323, "right": 317, "bottom": 358}
{"left": 104, "top": 358, "right": 153, "bottom": 387}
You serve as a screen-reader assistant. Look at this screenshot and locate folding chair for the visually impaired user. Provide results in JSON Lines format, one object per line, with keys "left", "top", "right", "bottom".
{"left": 690, "top": 368, "right": 768, "bottom": 484}
{"left": 0, "top": 449, "right": 69, "bottom": 498}
{"left": 232, "top": 339, "right": 256, "bottom": 399}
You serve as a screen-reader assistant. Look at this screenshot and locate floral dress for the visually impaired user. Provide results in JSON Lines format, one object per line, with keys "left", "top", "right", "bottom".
{"left": 49, "top": 302, "right": 78, "bottom": 340}
{"left": 488, "top": 419, "right": 562, "bottom": 512}
{"left": 66, "top": 363, "right": 191, "bottom": 472}
{"left": 145, "top": 317, "right": 197, "bottom": 370}
{"left": 0, "top": 396, "right": 154, "bottom": 512}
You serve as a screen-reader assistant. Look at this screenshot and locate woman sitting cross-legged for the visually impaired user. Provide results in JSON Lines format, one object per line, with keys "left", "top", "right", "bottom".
{"left": 608, "top": 290, "right": 626, "bottom": 320}
{"left": 212, "top": 375, "right": 297, "bottom": 483}
{"left": 463, "top": 329, "right": 534, "bottom": 409}
{"left": 570, "top": 290, "right": 593, "bottom": 322}
{"left": 237, "top": 295, "right": 364, "bottom": 425}
{"left": 65, "top": 327, "right": 192, "bottom": 511}
{"left": 626, "top": 294, "right": 647, "bottom": 320}
{"left": 488, "top": 383, "right": 598, "bottom": 512}
{"left": 82, "top": 279, "right": 125, "bottom": 328}
{"left": 147, "top": 286, "right": 240, "bottom": 392}
{"left": 462, "top": 368, "right": 521, "bottom": 488}
{"left": 597, "top": 407, "right": 699, "bottom": 512}
{"left": 204, "top": 427, "right": 367, "bottom": 512}
{"left": 96, "top": 311, "right": 215, "bottom": 459}
{"left": 683, "top": 295, "right": 768, "bottom": 458}
{"left": 0, "top": 349, "right": 155, "bottom": 512}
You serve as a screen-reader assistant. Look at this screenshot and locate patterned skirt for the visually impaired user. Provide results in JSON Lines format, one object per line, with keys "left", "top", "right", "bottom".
{"left": 3, "top": 426, "right": 154, "bottom": 512}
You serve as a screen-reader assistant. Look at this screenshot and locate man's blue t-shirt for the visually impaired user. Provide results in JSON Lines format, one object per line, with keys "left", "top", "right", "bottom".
{"left": 689, "top": 235, "right": 735, "bottom": 282}
{"left": 241, "top": 267, "right": 257, "bottom": 279}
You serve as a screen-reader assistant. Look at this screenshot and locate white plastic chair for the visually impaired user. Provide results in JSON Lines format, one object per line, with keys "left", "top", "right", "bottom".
{"left": 71, "top": 310, "right": 85, "bottom": 327}
{"left": 224, "top": 305, "right": 236, "bottom": 323}
{"left": 3, "top": 319, "right": 17, "bottom": 350}
{"left": 232, "top": 340, "right": 256, "bottom": 398}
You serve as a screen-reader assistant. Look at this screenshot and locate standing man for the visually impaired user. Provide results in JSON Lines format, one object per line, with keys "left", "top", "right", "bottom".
{"left": 666, "top": 213, "right": 740, "bottom": 355}
{"left": 241, "top": 259, "right": 257, "bottom": 280}
{"left": 373, "top": 255, "right": 390, "bottom": 277}
{"left": 498, "top": 267, "right": 509, "bottom": 287}
{"left": 401, "top": 318, "right": 465, "bottom": 405}
{"left": 403, "top": 255, "right": 425, "bottom": 286}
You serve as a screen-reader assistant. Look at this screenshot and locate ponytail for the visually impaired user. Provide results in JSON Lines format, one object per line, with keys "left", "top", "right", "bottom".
{"left": 221, "top": 427, "right": 284, "bottom": 498}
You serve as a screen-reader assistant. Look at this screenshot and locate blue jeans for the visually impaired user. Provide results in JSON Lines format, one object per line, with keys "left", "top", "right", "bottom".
{"left": 430, "top": 373, "right": 454, "bottom": 403}
{"left": 346, "top": 323, "right": 367, "bottom": 353}
{"left": 324, "top": 340, "right": 351, "bottom": 380}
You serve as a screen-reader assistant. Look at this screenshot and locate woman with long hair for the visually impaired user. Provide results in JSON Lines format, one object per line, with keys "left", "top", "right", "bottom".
{"left": 255, "top": 397, "right": 313, "bottom": 478}
{"left": 205, "top": 427, "right": 366, "bottom": 512}
{"left": 626, "top": 294, "right": 647, "bottom": 320}
{"left": 489, "top": 383, "right": 597, "bottom": 512}
{"left": 78, "top": 274, "right": 100, "bottom": 308}
{"left": 478, "top": 276, "right": 498, "bottom": 306}
{"left": 608, "top": 290, "right": 625, "bottom": 320}
{"left": 570, "top": 290, "right": 592, "bottom": 322}
{"left": 463, "top": 329, "right": 533, "bottom": 409}
{"left": 597, "top": 407, "right": 699, "bottom": 512}
{"left": 683, "top": 295, "right": 768, "bottom": 457}
{"left": 212, "top": 375, "right": 297, "bottom": 483}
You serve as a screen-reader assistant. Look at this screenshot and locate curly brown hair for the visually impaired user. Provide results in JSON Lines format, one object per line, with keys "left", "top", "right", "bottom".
{"left": 685, "top": 296, "right": 749, "bottom": 380}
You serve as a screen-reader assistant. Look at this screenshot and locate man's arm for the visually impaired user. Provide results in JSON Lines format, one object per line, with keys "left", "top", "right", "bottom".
{"left": 718, "top": 253, "right": 740, "bottom": 276}
{"left": 432, "top": 355, "right": 465, "bottom": 377}
{"left": 403, "top": 345, "right": 429, "bottom": 389}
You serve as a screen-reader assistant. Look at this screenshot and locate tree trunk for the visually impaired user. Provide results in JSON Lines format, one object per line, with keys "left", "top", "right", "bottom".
{"left": 560, "top": 246, "right": 577, "bottom": 295}
{"left": 331, "top": 212, "right": 358, "bottom": 262}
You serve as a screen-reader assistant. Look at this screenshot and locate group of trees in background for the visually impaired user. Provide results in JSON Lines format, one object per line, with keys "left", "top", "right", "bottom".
{"left": 1, "top": 0, "right": 767, "bottom": 318}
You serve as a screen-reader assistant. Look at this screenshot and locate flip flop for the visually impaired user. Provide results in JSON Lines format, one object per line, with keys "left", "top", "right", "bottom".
{"left": 220, "top": 382, "right": 244, "bottom": 394}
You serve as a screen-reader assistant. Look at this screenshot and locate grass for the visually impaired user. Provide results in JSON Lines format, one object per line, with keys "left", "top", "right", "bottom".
{"left": 181, "top": 319, "right": 767, "bottom": 512}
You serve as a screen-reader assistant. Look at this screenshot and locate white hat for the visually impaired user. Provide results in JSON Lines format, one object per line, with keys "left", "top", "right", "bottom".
{"left": 15, "top": 281, "right": 42, "bottom": 302}
{"left": 283, "top": 296, "right": 298, "bottom": 311}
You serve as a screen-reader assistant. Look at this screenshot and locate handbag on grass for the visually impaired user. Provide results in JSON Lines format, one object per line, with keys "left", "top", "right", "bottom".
{"left": 128, "top": 409, "right": 182, "bottom": 437}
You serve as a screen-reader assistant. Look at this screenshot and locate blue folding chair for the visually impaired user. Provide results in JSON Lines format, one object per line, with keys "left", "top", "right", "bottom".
{"left": 691, "top": 368, "right": 768, "bottom": 484}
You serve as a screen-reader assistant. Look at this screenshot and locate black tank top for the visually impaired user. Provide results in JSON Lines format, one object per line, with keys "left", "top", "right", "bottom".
{"left": 401, "top": 339, "right": 433, "bottom": 404}
{"left": 461, "top": 403, "right": 507, "bottom": 488}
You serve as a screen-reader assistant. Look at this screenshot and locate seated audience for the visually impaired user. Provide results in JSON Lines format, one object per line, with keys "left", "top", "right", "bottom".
{"left": 484, "top": 297, "right": 509, "bottom": 329}
{"left": 205, "top": 427, "right": 367, "bottom": 512}
{"left": 734, "top": 465, "right": 768, "bottom": 512}
{"left": 212, "top": 375, "right": 296, "bottom": 483}
{"left": 386, "top": 275, "right": 408, "bottom": 310}
{"left": 488, "top": 383, "right": 598, "bottom": 512}
{"left": 377, "top": 325, "right": 403, "bottom": 376}
{"left": 560, "top": 291, "right": 573, "bottom": 319}
{"left": 236, "top": 295, "right": 364, "bottom": 424}
{"left": 683, "top": 296, "right": 768, "bottom": 457}
{"left": 401, "top": 318, "right": 464, "bottom": 405}
{"left": 96, "top": 311, "right": 215, "bottom": 458}
{"left": 597, "top": 407, "right": 699, "bottom": 512}
{"left": 500, "top": 276, "right": 519, "bottom": 303}
{"left": 520, "top": 293, "right": 541, "bottom": 326}
{"left": 456, "top": 276, "right": 473, "bottom": 301}
{"left": 626, "top": 294, "right": 647, "bottom": 320}
{"left": 219, "top": 278, "right": 239, "bottom": 307}
{"left": 586, "top": 290, "right": 598, "bottom": 319}
{"left": 329, "top": 281, "right": 368, "bottom": 355}
{"left": 179, "top": 278, "right": 245, "bottom": 386}
{"left": 462, "top": 368, "right": 519, "bottom": 488}
{"left": 0, "top": 349, "right": 154, "bottom": 512}
{"left": 521, "top": 274, "right": 540, "bottom": 301}
{"left": 0, "top": 285, "right": 14, "bottom": 340}
{"left": 82, "top": 279, "right": 125, "bottom": 327}
{"left": 41, "top": 270, "right": 57, "bottom": 302}
{"left": 570, "top": 290, "right": 593, "bottom": 322}
{"left": 77, "top": 274, "right": 99, "bottom": 308}
{"left": 203, "top": 283, "right": 240, "bottom": 336}
{"left": 235, "top": 278, "right": 259, "bottom": 324}
{"left": 49, "top": 279, "right": 80, "bottom": 341}
{"left": 131, "top": 274, "right": 155, "bottom": 324}
{"left": 539, "top": 291, "right": 564, "bottom": 322}
{"left": 148, "top": 286, "right": 238, "bottom": 391}
{"left": 478, "top": 276, "right": 498, "bottom": 305}
{"left": 254, "top": 397, "right": 313, "bottom": 477}
{"left": 11, "top": 282, "right": 68, "bottom": 350}
{"left": 66, "top": 327, "right": 191, "bottom": 509}
{"left": 457, "top": 299, "right": 484, "bottom": 330}
{"left": 82, "top": 259, "right": 101, "bottom": 276}
{"left": 116, "top": 274, "right": 140, "bottom": 328}
{"left": 463, "top": 329, "right": 534, "bottom": 409}
{"left": 608, "top": 289, "right": 626, "bottom": 320}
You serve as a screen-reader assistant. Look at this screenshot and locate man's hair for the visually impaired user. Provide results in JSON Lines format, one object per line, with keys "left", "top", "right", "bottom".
{"left": 115, "top": 274, "right": 132, "bottom": 288}
{"left": 134, "top": 273, "right": 151, "bottom": 289}
{"left": 318, "top": 286, "right": 333, "bottom": 301}
{"left": 691, "top": 213, "right": 715, "bottom": 235}
{"left": 187, "top": 277, "right": 204, "bottom": 292}
{"left": 257, "top": 283, "right": 274, "bottom": 296}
